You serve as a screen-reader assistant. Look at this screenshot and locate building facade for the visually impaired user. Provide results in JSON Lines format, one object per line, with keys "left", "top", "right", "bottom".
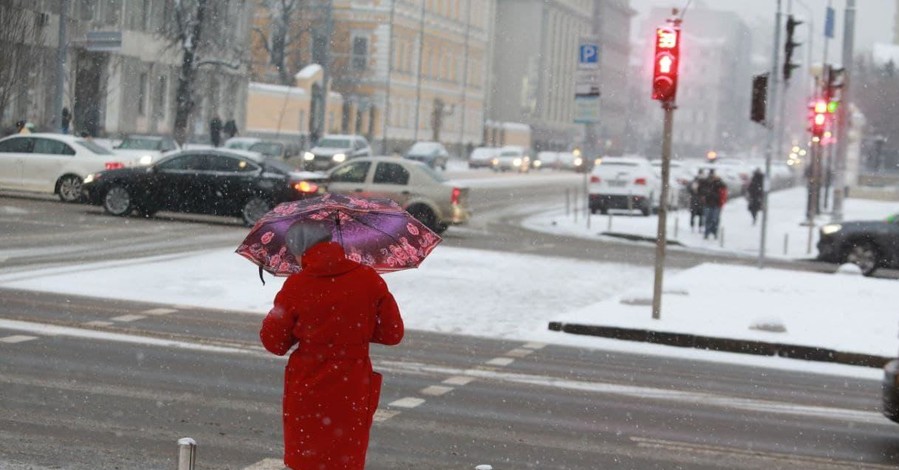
{"left": 593, "top": 0, "right": 635, "bottom": 155}
{"left": 488, "top": 0, "right": 593, "bottom": 152}
{"left": 1, "top": 1, "right": 251, "bottom": 141}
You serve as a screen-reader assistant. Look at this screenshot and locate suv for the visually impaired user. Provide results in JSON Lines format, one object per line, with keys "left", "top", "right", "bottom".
{"left": 303, "top": 135, "right": 371, "bottom": 171}
{"left": 113, "top": 135, "right": 180, "bottom": 166}
{"left": 588, "top": 156, "right": 661, "bottom": 216}
{"left": 404, "top": 141, "right": 450, "bottom": 170}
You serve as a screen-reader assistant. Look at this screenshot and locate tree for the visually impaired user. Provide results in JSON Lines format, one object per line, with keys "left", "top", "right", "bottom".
{"left": 0, "top": 6, "right": 46, "bottom": 127}
{"left": 254, "top": 0, "right": 302, "bottom": 86}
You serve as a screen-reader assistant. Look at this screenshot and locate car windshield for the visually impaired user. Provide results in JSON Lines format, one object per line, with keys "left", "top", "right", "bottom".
{"left": 226, "top": 140, "right": 255, "bottom": 150}
{"left": 316, "top": 138, "right": 351, "bottom": 148}
{"left": 500, "top": 150, "right": 521, "bottom": 157}
{"left": 249, "top": 142, "right": 284, "bottom": 156}
{"left": 75, "top": 140, "right": 114, "bottom": 155}
{"left": 408, "top": 143, "right": 441, "bottom": 154}
{"left": 118, "top": 138, "right": 161, "bottom": 150}
{"left": 600, "top": 161, "right": 638, "bottom": 167}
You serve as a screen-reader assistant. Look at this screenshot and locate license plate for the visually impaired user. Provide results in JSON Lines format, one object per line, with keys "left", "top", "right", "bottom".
{"left": 608, "top": 180, "right": 627, "bottom": 187}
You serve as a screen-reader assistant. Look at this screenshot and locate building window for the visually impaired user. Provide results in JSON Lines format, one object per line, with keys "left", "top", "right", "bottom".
{"left": 352, "top": 36, "right": 369, "bottom": 71}
{"left": 138, "top": 73, "right": 148, "bottom": 116}
{"left": 154, "top": 75, "right": 167, "bottom": 119}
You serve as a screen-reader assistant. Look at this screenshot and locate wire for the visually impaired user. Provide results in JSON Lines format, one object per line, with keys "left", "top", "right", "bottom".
{"left": 678, "top": 0, "right": 693, "bottom": 21}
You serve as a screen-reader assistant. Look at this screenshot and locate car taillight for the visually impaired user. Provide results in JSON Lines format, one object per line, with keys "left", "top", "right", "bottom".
{"left": 451, "top": 187, "right": 461, "bottom": 205}
{"left": 293, "top": 181, "right": 319, "bottom": 194}
{"left": 634, "top": 177, "right": 647, "bottom": 185}
{"left": 105, "top": 161, "right": 125, "bottom": 170}
{"left": 589, "top": 175, "right": 601, "bottom": 183}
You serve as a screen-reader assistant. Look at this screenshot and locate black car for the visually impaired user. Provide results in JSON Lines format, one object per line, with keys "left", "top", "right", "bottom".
{"left": 883, "top": 359, "right": 899, "bottom": 423}
{"left": 816, "top": 213, "right": 899, "bottom": 276}
{"left": 83, "top": 149, "right": 322, "bottom": 226}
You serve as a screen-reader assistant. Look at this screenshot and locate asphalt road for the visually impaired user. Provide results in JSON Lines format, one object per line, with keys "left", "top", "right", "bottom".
{"left": 1, "top": 171, "right": 897, "bottom": 469}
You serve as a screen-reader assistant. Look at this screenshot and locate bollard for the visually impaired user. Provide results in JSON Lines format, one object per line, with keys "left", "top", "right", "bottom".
{"left": 177, "top": 437, "right": 197, "bottom": 470}
{"left": 807, "top": 224, "right": 814, "bottom": 254}
{"left": 674, "top": 216, "right": 679, "bottom": 239}
{"left": 573, "top": 193, "right": 578, "bottom": 223}
{"left": 607, "top": 213, "right": 613, "bottom": 231}
{"left": 627, "top": 192, "right": 633, "bottom": 212}
{"left": 587, "top": 209, "right": 591, "bottom": 230}
{"left": 719, "top": 227, "right": 725, "bottom": 248}
{"left": 565, "top": 189, "right": 570, "bottom": 216}
{"left": 784, "top": 233, "right": 789, "bottom": 255}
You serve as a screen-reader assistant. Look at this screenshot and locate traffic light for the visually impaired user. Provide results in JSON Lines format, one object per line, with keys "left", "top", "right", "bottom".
{"left": 750, "top": 73, "right": 768, "bottom": 125}
{"left": 651, "top": 25, "right": 680, "bottom": 102}
{"left": 783, "top": 15, "right": 802, "bottom": 82}
{"left": 809, "top": 99, "right": 828, "bottom": 137}
{"left": 823, "top": 64, "right": 844, "bottom": 104}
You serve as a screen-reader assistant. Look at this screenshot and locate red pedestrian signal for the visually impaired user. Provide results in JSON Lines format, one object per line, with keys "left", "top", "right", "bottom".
{"left": 809, "top": 99, "right": 828, "bottom": 137}
{"left": 652, "top": 26, "right": 680, "bottom": 102}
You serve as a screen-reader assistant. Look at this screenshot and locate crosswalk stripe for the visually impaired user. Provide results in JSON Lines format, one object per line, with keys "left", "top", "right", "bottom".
{"left": 443, "top": 375, "right": 475, "bottom": 386}
{"left": 110, "top": 314, "right": 147, "bottom": 322}
{"left": 142, "top": 308, "right": 177, "bottom": 316}
{"left": 486, "top": 357, "right": 514, "bottom": 366}
{"left": 505, "top": 348, "right": 534, "bottom": 358}
{"left": 0, "top": 335, "right": 37, "bottom": 344}
{"left": 241, "top": 458, "right": 285, "bottom": 470}
{"left": 420, "top": 385, "right": 454, "bottom": 396}
{"left": 389, "top": 397, "right": 425, "bottom": 409}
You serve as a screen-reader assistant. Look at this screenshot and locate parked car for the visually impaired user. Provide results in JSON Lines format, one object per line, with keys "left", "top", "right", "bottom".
{"left": 319, "top": 157, "right": 470, "bottom": 234}
{"left": 469, "top": 147, "right": 499, "bottom": 169}
{"left": 82, "top": 148, "right": 323, "bottom": 226}
{"left": 816, "top": 213, "right": 899, "bottom": 276}
{"left": 650, "top": 159, "right": 695, "bottom": 209}
{"left": 303, "top": 134, "right": 372, "bottom": 171}
{"left": 224, "top": 137, "right": 300, "bottom": 161}
{"left": 536, "top": 151, "right": 581, "bottom": 171}
{"left": 588, "top": 156, "right": 661, "bottom": 216}
{"left": 113, "top": 135, "right": 180, "bottom": 166}
{"left": 0, "top": 133, "right": 125, "bottom": 202}
{"left": 492, "top": 146, "right": 530, "bottom": 173}
{"left": 404, "top": 141, "right": 450, "bottom": 170}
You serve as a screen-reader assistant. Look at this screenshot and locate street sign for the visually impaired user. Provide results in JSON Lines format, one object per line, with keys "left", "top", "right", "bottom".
{"left": 85, "top": 31, "right": 122, "bottom": 52}
{"left": 578, "top": 41, "right": 599, "bottom": 70}
{"left": 825, "top": 7, "right": 835, "bottom": 39}
{"left": 574, "top": 95, "right": 600, "bottom": 124}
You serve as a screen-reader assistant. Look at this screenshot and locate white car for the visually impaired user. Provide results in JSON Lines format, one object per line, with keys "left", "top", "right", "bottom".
{"left": 113, "top": 134, "right": 180, "bottom": 166}
{"left": 0, "top": 133, "right": 125, "bottom": 202}
{"left": 303, "top": 134, "right": 372, "bottom": 171}
{"left": 468, "top": 147, "right": 499, "bottom": 169}
{"left": 588, "top": 156, "right": 661, "bottom": 216}
{"left": 492, "top": 146, "right": 530, "bottom": 173}
{"left": 650, "top": 159, "right": 695, "bottom": 209}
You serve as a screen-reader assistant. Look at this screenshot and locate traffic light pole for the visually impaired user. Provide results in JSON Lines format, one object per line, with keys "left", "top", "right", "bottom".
{"left": 651, "top": 99, "right": 675, "bottom": 320}
{"left": 759, "top": 0, "right": 782, "bottom": 269}
{"left": 832, "top": 0, "right": 856, "bottom": 222}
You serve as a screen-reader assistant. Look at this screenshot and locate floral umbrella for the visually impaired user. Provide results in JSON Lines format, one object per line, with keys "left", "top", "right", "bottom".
{"left": 236, "top": 193, "right": 442, "bottom": 279}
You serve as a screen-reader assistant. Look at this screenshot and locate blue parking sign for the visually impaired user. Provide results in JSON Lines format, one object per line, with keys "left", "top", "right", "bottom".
{"left": 579, "top": 44, "right": 599, "bottom": 67}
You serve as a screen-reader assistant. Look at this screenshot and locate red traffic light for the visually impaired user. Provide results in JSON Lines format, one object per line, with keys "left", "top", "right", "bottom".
{"left": 652, "top": 26, "right": 680, "bottom": 102}
{"left": 809, "top": 99, "right": 828, "bottom": 136}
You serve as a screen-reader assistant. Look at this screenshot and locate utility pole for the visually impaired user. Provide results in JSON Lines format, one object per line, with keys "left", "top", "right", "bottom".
{"left": 312, "top": 0, "right": 334, "bottom": 143}
{"left": 53, "top": 0, "right": 69, "bottom": 133}
{"left": 831, "top": 0, "right": 855, "bottom": 222}
{"left": 381, "top": 0, "right": 397, "bottom": 154}
{"left": 413, "top": 0, "right": 426, "bottom": 141}
{"left": 650, "top": 14, "right": 681, "bottom": 320}
{"left": 759, "top": 0, "right": 782, "bottom": 269}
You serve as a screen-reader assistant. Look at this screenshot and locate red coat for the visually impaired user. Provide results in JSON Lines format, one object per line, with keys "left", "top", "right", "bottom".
{"left": 260, "top": 242, "right": 404, "bottom": 470}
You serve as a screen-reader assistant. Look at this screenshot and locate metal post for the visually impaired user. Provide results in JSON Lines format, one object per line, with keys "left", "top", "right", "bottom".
{"left": 719, "top": 226, "right": 725, "bottom": 248}
{"left": 413, "top": 0, "right": 426, "bottom": 141}
{"left": 759, "top": 0, "right": 783, "bottom": 269}
{"left": 381, "top": 0, "right": 397, "bottom": 154}
{"left": 674, "top": 216, "right": 679, "bottom": 239}
{"left": 831, "top": 0, "right": 855, "bottom": 222}
{"left": 53, "top": 0, "right": 69, "bottom": 132}
{"left": 456, "top": 0, "right": 472, "bottom": 156}
{"left": 651, "top": 101, "right": 675, "bottom": 320}
{"left": 607, "top": 213, "right": 613, "bottom": 231}
{"left": 177, "top": 438, "right": 197, "bottom": 470}
{"left": 784, "top": 232, "right": 789, "bottom": 255}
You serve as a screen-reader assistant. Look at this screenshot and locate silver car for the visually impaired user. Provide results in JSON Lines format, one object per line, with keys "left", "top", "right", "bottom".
{"left": 323, "top": 157, "right": 471, "bottom": 234}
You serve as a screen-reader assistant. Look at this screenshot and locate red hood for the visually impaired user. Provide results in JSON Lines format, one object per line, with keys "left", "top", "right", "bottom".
{"left": 300, "top": 242, "right": 360, "bottom": 277}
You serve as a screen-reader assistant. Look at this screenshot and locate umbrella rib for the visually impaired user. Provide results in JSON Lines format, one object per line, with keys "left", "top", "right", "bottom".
{"left": 344, "top": 211, "right": 408, "bottom": 242}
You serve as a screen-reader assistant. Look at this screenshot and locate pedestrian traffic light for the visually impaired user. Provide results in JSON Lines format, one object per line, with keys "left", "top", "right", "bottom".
{"left": 783, "top": 15, "right": 803, "bottom": 82}
{"left": 823, "top": 65, "right": 844, "bottom": 103}
{"left": 652, "top": 25, "right": 680, "bottom": 102}
{"left": 750, "top": 73, "right": 768, "bottom": 125}
{"left": 809, "top": 99, "right": 827, "bottom": 137}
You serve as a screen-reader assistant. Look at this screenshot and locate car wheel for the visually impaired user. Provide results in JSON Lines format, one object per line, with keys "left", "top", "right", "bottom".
{"left": 103, "top": 185, "right": 134, "bottom": 216}
{"left": 242, "top": 197, "right": 272, "bottom": 226}
{"left": 844, "top": 240, "right": 880, "bottom": 276}
{"left": 57, "top": 175, "right": 84, "bottom": 203}
{"left": 407, "top": 204, "right": 438, "bottom": 232}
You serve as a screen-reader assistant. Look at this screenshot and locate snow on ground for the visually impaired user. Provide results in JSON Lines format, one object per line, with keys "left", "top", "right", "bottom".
{"left": 1, "top": 180, "right": 896, "bottom": 380}
{"left": 523, "top": 186, "right": 899, "bottom": 260}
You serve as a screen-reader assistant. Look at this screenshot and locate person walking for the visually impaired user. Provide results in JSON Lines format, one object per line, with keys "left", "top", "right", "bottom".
{"left": 689, "top": 169, "right": 706, "bottom": 230}
{"left": 702, "top": 170, "right": 727, "bottom": 240}
{"left": 15, "top": 120, "right": 30, "bottom": 134}
{"left": 260, "top": 221, "right": 404, "bottom": 470}
{"left": 209, "top": 115, "right": 223, "bottom": 147}
{"left": 223, "top": 118, "right": 238, "bottom": 139}
{"left": 61, "top": 107, "right": 71, "bottom": 134}
{"left": 747, "top": 168, "right": 764, "bottom": 225}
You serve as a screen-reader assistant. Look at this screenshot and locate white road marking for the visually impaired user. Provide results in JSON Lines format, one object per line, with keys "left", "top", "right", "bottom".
{"left": 521, "top": 342, "right": 546, "bottom": 350}
{"left": 505, "top": 348, "right": 534, "bottom": 358}
{"left": 389, "top": 397, "right": 426, "bottom": 409}
{"left": 242, "top": 458, "right": 285, "bottom": 470}
{"left": 374, "top": 409, "right": 401, "bottom": 422}
{"left": 110, "top": 314, "right": 147, "bottom": 322}
{"left": 443, "top": 375, "right": 476, "bottom": 386}
{"left": 486, "top": 357, "right": 514, "bottom": 366}
{"left": 142, "top": 308, "right": 177, "bottom": 316}
{"left": 0, "top": 335, "right": 37, "bottom": 344}
{"left": 83, "top": 321, "right": 114, "bottom": 327}
{"left": 420, "top": 385, "right": 454, "bottom": 396}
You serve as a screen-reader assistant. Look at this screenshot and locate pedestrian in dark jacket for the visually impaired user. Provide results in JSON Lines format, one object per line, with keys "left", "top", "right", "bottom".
{"left": 689, "top": 169, "right": 706, "bottom": 230}
{"left": 61, "top": 107, "right": 71, "bottom": 134}
{"left": 209, "top": 115, "right": 223, "bottom": 147}
{"left": 702, "top": 170, "right": 727, "bottom": 240}
{"left": 747, "top": 168, "right": 764, "bottom": 224}
{"left": 260, "top": 221, "right": 404, "bottom": 470}
{"left": 223, "top": 118, "right": 238, "bottom": 139}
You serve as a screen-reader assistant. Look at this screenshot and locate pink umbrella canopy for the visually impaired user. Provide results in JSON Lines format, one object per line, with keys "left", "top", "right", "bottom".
{"left": 236, "top": 193, "right": 442, "bottom": 277}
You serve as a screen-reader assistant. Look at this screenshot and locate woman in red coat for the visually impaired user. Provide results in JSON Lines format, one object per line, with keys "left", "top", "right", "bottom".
{"left": 260, "top": 222, "right": 404, "bottom": 470}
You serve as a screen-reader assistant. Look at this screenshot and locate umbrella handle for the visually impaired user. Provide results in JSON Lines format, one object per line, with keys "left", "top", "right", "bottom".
{"left": 258, "top": 265, "right": 266, "bottom": 285}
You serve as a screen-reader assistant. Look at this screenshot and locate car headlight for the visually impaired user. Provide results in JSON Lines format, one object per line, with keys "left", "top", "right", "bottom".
{"left": 533, "top": 160, "right": 542, "bottom": 168}
{"left": 83, "top": 173, "right": 96, "bottom": 184}
{"left": 138, "top": 154, "right": 153, "bottom": 165}
{"left": 332, "top": 153, "right": 346, "bottom": 162}
{"left": 574, "top": 157, "right": 583, "bottom": 166}
{"left": 513, "top": 158, "right": 522, "bottom": 166}
{"left": 304, "top": 151, "right": 315, "bottom": 161}
{"left": 821, "top": 224, "right": 842, "bottom": 235}
{"left": 492, "top": 159, "right": 498, "bottom": 165}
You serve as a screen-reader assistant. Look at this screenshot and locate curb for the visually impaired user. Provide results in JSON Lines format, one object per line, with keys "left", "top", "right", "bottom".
{"left": 601, "top": 232, "right": 685, "bottom": 246}
{"left": 547, "top": 322, "right": 892, "bottom": 369}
